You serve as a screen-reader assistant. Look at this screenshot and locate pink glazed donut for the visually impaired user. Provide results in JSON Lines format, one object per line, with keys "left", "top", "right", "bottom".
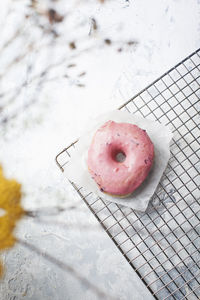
{"left": 87, "top": 121, "right": 154, "bottom": 196}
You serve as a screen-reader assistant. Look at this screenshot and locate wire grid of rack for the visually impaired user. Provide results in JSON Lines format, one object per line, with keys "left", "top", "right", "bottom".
{"left": 56, "top": 49, "right": 200, "bottom": 300}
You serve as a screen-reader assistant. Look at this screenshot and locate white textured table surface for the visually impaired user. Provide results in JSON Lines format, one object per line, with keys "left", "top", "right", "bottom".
{"left": 0, "top": 0, "right": 200, "bottom": 299}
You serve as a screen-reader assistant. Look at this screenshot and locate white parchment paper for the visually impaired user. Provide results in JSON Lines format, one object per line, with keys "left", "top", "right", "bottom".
{"left": 64, "top": 110, "right": 173, "bottom": 211}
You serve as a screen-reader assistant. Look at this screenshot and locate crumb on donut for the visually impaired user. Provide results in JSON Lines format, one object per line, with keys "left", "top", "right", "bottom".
{"left": 131, "top": 139, "right": 139, "bottom": 145}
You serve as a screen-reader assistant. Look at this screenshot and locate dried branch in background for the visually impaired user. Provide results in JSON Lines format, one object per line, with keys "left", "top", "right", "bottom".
{"left": 47, "top": 8, "right": 64, "bottom": 24}
{"left": 0, "top": 0, "right": 138, "bottom": 129}
{"left": 18, "top": 238, "right": 118, "bottom": 300}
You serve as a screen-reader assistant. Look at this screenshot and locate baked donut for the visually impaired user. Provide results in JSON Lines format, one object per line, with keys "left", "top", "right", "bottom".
{"left": 87, "top": 120, "right": 154, "bottom": 197}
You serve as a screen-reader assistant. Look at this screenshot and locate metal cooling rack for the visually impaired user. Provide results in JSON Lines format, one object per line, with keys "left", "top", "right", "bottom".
{"left": 56, "top": 49, "right": 200, "bottom": 300}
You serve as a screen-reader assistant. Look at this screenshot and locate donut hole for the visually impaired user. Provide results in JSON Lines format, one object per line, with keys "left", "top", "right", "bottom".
{"left": 115, "top": 151, "right": 126, "bottom": 163}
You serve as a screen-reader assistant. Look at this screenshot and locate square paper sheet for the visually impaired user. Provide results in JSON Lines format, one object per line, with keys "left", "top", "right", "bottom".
{"left": 64, "top": 110, "right": 173, "bottom": 211}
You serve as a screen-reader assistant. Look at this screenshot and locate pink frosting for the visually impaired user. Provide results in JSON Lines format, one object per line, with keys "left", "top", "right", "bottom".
{"left": 87, "top": 121, "right": 154, "bottom": 196}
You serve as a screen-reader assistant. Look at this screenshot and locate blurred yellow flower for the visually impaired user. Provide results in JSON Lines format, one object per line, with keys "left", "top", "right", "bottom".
{"left": 0, "top": 165, "right": 24, "bottom": 278}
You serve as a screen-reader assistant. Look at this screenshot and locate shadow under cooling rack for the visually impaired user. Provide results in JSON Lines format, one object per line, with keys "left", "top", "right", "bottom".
{"left": 56, "top": 49, "right": 200, "bottom": 300}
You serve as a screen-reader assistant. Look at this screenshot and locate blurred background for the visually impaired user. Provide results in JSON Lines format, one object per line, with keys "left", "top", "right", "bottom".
{"left": 0, "top": 0, "right": 199, "bottom": 299}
